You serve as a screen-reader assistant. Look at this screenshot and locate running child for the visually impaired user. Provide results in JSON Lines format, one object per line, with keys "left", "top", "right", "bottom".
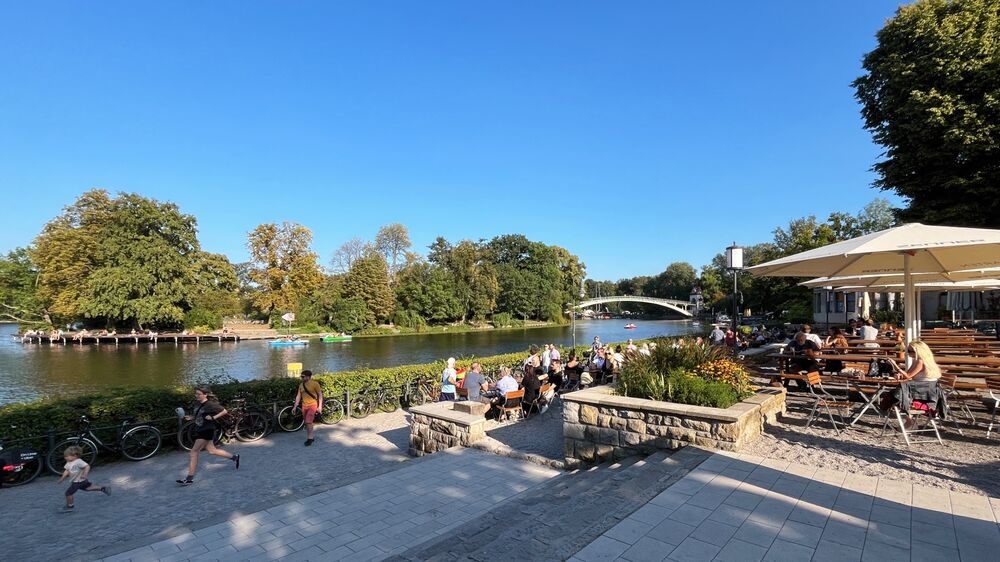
{"left": 58, "top": 445, "right": 110, "bottom": 511}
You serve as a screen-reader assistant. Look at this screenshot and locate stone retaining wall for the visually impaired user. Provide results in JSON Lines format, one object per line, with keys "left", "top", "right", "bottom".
{"left": 561, "top": 386, "right": 785, "bottom": 468}
{"left": 409, "top": 402, "right": 487, "bottom": 456}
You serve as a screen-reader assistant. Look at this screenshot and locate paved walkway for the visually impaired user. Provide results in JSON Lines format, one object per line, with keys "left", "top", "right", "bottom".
{"left": 101, "top": 448, "right": 560, "bottom": 562}
{"left": 573, "top": 450, "right": 1000, "bottom": 562}
{"left": 1, "top": 411, "right": 413, "bottom": 561}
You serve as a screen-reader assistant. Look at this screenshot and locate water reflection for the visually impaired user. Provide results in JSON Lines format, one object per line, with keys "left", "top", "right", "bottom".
{"left": 0, "top": 320, "right": 700, "bottom": 405}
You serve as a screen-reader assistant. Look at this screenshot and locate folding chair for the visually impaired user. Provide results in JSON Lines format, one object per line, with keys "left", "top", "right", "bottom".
{"left": 804, "top": 372, "right": 851, "bottom": 433}
{"left": 938, "top": 374, "right": 975, "bottom": 434}
{"left": 982, "top": 376, "right": 1000, "bottom": 438}
{"left": 880, "top": 382, "right": 944, "bottom": 446}
{"left": 563, "top": 370, "right": 580, "bottom": 393}
{"left": 500, "top": 389, "right": 525, "bottom": 422}
{"left": 523, "top": 383, "right": 554, "bottom": 417}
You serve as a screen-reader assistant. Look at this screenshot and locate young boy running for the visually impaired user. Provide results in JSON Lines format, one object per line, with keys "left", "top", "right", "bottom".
{"left": 58, "top": 445, "right": 110, "bottom": 511}
{"left": 293, "top": 369, "right": 323, "bottom": 446}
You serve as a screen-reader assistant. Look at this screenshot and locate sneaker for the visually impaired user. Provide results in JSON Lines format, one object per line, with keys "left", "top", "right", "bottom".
{"left": 61, "top": 506, "right": 74, "bottom": 512}
{"left": 176, "top": 479, "right": 194, "bottom": 486}
{"left": 304, "top": 439, "right": 314, "bottom": 447}
{"left": 102, "top": 486, "right": 112, "bottom": 496}
{"left": 233, "top": 454, "right": 240, "bottom": 470}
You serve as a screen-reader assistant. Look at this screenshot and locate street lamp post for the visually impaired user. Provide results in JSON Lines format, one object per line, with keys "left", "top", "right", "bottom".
{"left": 726, "top": 243, "right": 744, "bottom": 353}
{"left": 573, "top": 278, "right": 585, "bottom": 350}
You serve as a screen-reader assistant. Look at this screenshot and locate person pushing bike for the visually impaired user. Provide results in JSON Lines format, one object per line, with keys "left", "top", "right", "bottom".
{"left": 293, "top": 370, "right": 323, "bottom": 446}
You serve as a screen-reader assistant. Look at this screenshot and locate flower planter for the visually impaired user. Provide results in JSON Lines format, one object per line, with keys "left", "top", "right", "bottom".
{"left": 561, "top": 386, "right": 786, "bottom": 468}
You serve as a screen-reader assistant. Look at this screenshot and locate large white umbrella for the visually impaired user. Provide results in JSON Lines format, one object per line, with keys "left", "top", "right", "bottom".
{"left": 748, "top": 223, "right": 1000, "bottom": 346}
{"left": 799, "top": 267, "right": 1000, "bottom": 289}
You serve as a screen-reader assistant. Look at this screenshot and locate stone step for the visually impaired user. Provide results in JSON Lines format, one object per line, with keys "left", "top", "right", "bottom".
{"left": 388, "top": 446, "right": 714, "bottom": 562}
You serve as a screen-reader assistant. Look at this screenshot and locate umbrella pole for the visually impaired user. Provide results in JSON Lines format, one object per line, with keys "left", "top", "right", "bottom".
{"left": 903, "top": 253, "right": 917, "bottom": 365}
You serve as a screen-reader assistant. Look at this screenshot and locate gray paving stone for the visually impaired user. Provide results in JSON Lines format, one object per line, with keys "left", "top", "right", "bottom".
{"left": 747, "top": 497, "right": 795, "bottom": 528}
{"left": 668, "top": 504, "right": 713, "bottom": 527}
{"left": 665, "top": 537, "right": 720, "bottom": 561}
{"left": 732, "top": 519, "right": 781, "bottom": 549}
{"left": 786, "top": 503, "right": 830, "bottom": 528}
{"left": 860, "top": 537, "right": 909, "bottom": 562}
{"left": 865, "top": 521, "right": 909, "bottom": 550}
{"left": 910, "top": 539, "right": 960, "bottom": 562}
{"left": 647, "top": 520, "right": 696, "bottom": 547}
{"left": 630, "top": 504, "right": 676, "bottom": 526}
{"left": 712, "top": 538, "right": 768, "bottom": 562}
{"left": 651, "top": 491, "right": 693, "bottom": 510}
{"left": 707, "top": 505, "right": 752, "bottom": 528}
{"left": 954, "top": 516, "right": 1000, "bottom": 547}
{"left": 821, "top": 519, "right": 867, "bottom": 547}
{"left": 575, "top": 536, "right": 631, "bottom": 562}
{"left": 761, "top": 538, "right": 814, "bottom": 562}
{"left": 605, "top": 519, "right": 656, "bottom": 545}
{"left": 776, "top": 520, "right": 823, "bottom": 549}
{"left": 724, "top": 490, "right": 765, "bottom": 511}
{"left": 810, "top": 539, "right": 862, "bottom": 562}
{"left": 688, "top": 519, "right": 737, "bottom": 547}
{"left": 619, "top": 536, "right": 672, "bottom": 562}
{"left": 911, "top": 519, "right": 957, "bottom": 548}
{"left": 868, "top": 504, "right": 910, "bottom": 527}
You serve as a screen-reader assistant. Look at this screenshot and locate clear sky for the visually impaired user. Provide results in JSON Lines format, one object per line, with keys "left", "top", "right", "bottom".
{"left": 0, "top": 1, "right": 905, "bottom": 281}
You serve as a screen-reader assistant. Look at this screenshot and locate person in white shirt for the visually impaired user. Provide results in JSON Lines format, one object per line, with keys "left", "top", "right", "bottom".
{"left": 549, "top": 344, "right": 560, "bottom": 362}
{"left": 58, "top": 446, "right": 110, "bottom": 511}
{"left": 802, "top": 324, "right": 824, "bottom": 348}
{"left": 541, "top": 345, "right": 552, "bottom": 374}
{"left": 860, "top": 318, "right": 880, "bottom": 348}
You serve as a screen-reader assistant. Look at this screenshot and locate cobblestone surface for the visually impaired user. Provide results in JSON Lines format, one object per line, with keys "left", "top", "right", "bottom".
{"left": 1, "top": 410, "right": 413, "bottom": 561}
{"left": 482, "top": 400, "right": 565, "bottom": 461}
{"left": 101, "top": 448, "right": 559, "bottom": 562}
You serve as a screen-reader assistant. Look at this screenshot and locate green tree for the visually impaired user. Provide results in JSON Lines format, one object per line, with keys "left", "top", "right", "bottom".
{"left": 246, "top": 222, "right": 323, "bottom": 317}
{"left": 645, "top": 262, "right": 698, "bottom": 300}
{"left": 854, "top": 0, "right": 1000, "bottom": 227}
{"left": 375, "top": 223, "right": 411, "bottom": 284}
{"left": 342, "top": 254, "right": 395, "bottom": 323}
{"left": 0, "top": 248, "right": 45, "bottom": 324}
{"left": 328, "top": 296, "right": 372, "bottom": 332}
{"left": 32, "top": 190, "right": 204, "bottom": 328}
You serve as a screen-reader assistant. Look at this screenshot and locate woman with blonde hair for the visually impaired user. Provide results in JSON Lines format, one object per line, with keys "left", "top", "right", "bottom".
{"left": 893, "top": 341, "right": 941, "bottom": 382}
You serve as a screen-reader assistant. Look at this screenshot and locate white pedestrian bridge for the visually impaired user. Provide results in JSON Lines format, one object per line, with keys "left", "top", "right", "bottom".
{"left": 574, "top": 296, "right": 695, "bottom": 317}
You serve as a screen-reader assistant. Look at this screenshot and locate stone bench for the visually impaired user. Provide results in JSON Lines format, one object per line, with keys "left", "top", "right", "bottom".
{"left": 409, "top": 401, "right": 488, "bottom": 456}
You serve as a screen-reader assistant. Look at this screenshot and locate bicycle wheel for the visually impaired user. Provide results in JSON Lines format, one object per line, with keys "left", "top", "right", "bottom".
{"left": 47, "top": 437, "right": 98, "bottom": 475}
{"left": 320, "top": 399, "right": 344, "bottom": 424}
{"left": 120, "top": 426, "right": 162, "bottom": 461}
{"left": 277, "top": 406, "right": 305, "bottom": 432}
{"left": 0, "top": 448, "right": 42, "bottom": 487}
{"left": 350, "top": 394, "right": 373, "bottom": 418}
{"left": 377, "top": 391, "right": 399, "bottom": 413}
{"left": 177, "top": 422, "right": 221, "bottom": 450}
{"left": 235, "top": 412, "right": 269, "bottom": 442}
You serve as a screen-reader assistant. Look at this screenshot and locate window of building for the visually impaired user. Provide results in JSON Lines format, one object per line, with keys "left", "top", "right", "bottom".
{"left": 835, "top": 292, "right": 845, "bottom": 313}
{"left": 846, "top": 292, "right": 856, "bottom": 313}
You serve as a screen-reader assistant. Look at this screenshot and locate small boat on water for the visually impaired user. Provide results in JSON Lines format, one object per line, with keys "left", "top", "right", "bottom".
{"left": 269, "top": 339, "right": 308, "bottom": 347}
{"left": 624, "top": 324, "right": 637, "bottom": 329}
{"left": 321, "top": 335, "right": 352, "bottom": 343}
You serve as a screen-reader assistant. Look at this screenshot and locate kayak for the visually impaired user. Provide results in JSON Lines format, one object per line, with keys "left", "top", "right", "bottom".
{"left": 321, "top": 335, "right": 353, "bottom": 342}
{"left": 269, "top": 340, "right": 308, "bottom": 347}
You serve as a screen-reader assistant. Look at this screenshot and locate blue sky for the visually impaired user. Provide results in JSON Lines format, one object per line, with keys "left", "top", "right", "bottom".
{"left": 0, "top": 1, "right": 904, "bottom": 281}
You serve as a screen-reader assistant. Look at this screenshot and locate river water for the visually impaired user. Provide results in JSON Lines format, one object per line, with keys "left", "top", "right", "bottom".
{"left": 0, "top": 320, "right": 702, "bottom": 405}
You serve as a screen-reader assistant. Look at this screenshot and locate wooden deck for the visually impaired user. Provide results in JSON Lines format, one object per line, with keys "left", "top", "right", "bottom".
{"left": 16, "top": 334, "right": 240, "bottom": 345}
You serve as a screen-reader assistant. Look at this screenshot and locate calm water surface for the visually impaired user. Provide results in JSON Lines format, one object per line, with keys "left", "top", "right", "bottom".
{"left": 0, "top": 320, "right": 701, "bottom": 405}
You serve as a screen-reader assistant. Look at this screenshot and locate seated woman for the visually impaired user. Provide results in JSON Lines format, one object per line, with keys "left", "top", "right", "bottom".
{"left": 823, "top": 328, "right": 849, "bottom": 374}
{"left": 883, "top": 341, "right": 943, "bottom": 425}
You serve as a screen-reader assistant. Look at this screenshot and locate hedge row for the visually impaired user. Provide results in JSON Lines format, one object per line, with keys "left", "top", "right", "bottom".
{"left": 0, "top": 347, "right": 588, "bottom": 444}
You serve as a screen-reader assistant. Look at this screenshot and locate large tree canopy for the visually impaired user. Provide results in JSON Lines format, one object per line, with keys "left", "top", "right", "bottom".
{"left": 31, "top": 190, "right": 203, "bottom": 327}
{"left": 246, "top": 222, "right": 323, "bottom": 316}
{"left": 854, "top": 0, "right": 1000, "bottom": 227}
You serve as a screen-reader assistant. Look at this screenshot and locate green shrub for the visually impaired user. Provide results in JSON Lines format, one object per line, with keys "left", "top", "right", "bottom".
{"left": 184, "top": 308, "right": 222, "bottom": 330}
{"left": 492, "top": 312, "right": 513, "bottom": 328}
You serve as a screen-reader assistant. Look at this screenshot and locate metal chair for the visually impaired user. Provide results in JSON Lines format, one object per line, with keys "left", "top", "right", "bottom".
{"left": 523, "top": 383, "right": 554, "bottom": 417}
{"left": 982, "top": 376, "right": 1000, "bottom": 438}
{"left": 804, "top": 372, "right": 852, "bottom": 433}
{"left": 937, "top": 373, "right": 975, "bottom": 434}
{"left": 880, "top": 381, "right": 944, "bottom": 446}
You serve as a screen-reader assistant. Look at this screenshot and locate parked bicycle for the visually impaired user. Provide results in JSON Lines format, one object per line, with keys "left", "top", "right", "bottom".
{"left": 177, "top": 398, "right": 270, "bottom": 451}
{"left": 47, "top": 415, "right": 162, "bottom": 474}
{"left": 403, "top": 378, "right": 437, "bottom": 407}
{"left": 276, "top": 397, "right": 345, "bottom": 432}
{"left": 0, "top": 430, "right": 42, "bottom": 487}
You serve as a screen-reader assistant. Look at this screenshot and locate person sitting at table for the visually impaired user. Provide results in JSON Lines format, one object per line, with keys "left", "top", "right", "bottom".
{"left": 823, "top": 328, "right": 849, "bottom": 374}
{"left": 482, "top": 366, "right": 518, "bottom": 419}
{"left": 859, "top": 318, "right": 880, "bottom": 347}
{"left": 786, "top": 332, "right": 821, "bottom": 389}
{"left": 847, "top": 318, "right": 859, "bottom": 337}
{"left": 802, "top": 324, "right": 823, "bottom": 348}
{"left": 883, "top": 341, "right": 943, "bottom": 426}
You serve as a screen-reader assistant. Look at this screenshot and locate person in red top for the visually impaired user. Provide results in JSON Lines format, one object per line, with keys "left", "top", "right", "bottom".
{"left": 294, "top": 370, "right": 323, "bottom": 446}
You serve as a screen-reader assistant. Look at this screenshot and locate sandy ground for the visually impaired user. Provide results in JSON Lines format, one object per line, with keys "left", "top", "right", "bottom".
{"left": 745, "top": 384, "right": 1000, "bottom": 498}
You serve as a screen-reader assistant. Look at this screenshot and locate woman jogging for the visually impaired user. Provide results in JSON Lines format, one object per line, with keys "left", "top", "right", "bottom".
{"left": 177, "top": 387, "right": 240, "bottom": 486}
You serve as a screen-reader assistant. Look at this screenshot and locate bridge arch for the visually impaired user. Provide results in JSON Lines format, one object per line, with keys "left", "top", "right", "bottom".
{"left": 574, "top": 296, "right": 694, "bottom": 317}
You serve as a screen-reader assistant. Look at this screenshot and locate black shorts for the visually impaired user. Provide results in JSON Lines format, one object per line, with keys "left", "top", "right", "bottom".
{"left": 66, "top": 480, "right": 92, "bottom": 496}
{"left": 194, "top": 427, "right": 216, "bottom": 441}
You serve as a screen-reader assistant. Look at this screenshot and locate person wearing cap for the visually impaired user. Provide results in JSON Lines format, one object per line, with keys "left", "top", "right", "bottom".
{"left": 440, "top": 357, "right": 458, "bottom": 401}
{"left": 293, "top": 370, "right": 323, "bottom": 446}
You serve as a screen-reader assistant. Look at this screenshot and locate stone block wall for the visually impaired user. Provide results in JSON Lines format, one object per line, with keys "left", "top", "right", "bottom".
{"left": 562, "top": 387, "right": 786, "bottom": 468}
{"left": 409, "top": 402, "right": 487, "bottom": 457}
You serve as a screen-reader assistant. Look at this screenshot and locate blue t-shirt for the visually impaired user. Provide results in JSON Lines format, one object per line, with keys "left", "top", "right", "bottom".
{"left": 441, "top": 368, "right": 457, "bottom": 394}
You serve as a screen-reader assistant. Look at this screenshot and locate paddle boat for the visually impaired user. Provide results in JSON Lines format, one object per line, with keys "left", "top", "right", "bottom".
{"left": 269, "top": 337, "right": 307, "bottom": 347}
{"left": 321, "top": 334, "right": 353, "bottom": 343}
{"left": 624, "top": 323, "right": 637, "bottom": 329}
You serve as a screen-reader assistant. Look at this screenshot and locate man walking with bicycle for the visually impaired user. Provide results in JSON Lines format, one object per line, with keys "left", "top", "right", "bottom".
{"left": 294, "top": 370, "right": 323, "bottom": 446}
